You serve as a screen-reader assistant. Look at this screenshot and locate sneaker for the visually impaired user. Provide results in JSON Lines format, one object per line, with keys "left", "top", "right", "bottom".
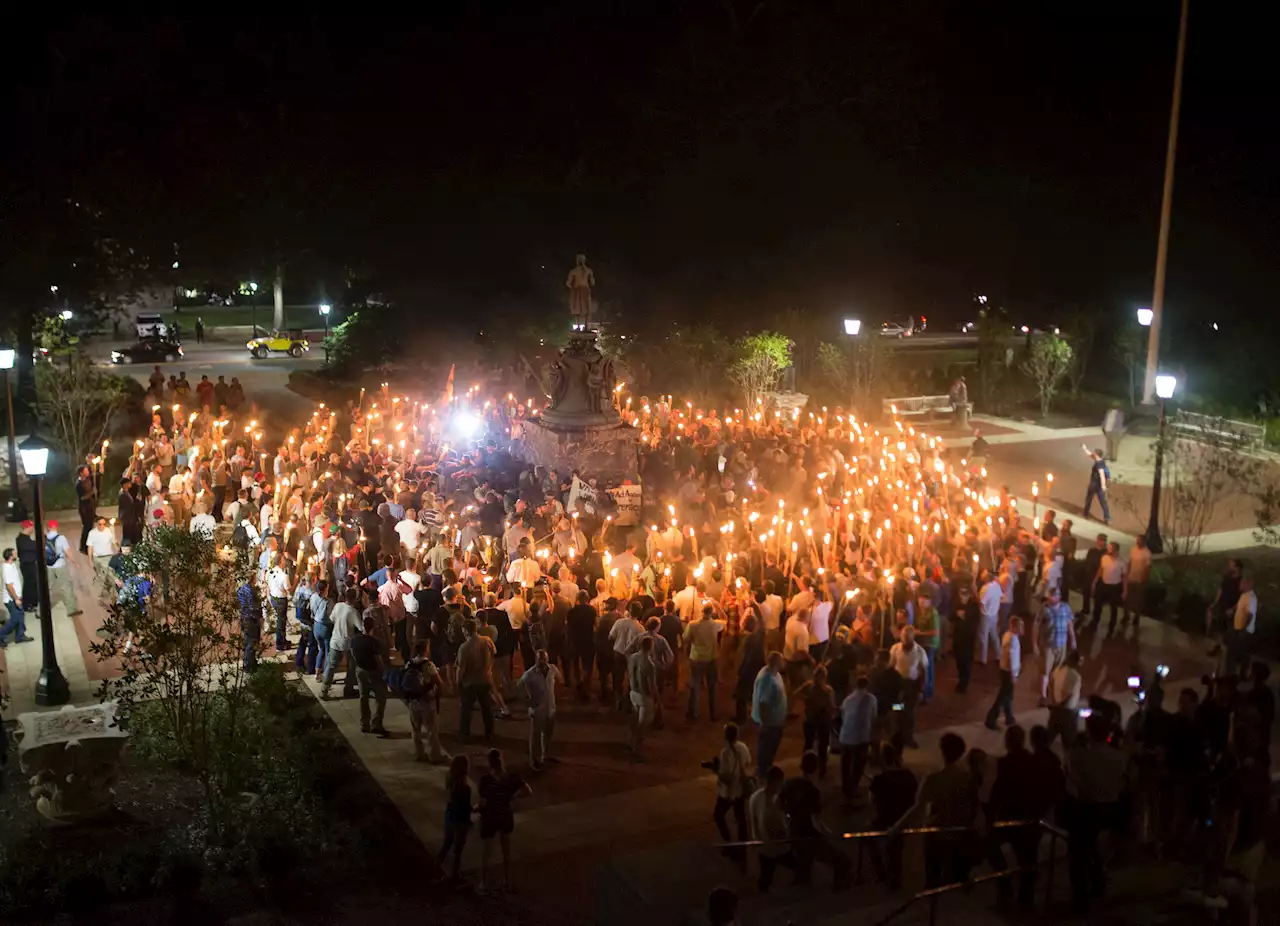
{"left": 530, "top": 761, "right": 545, "bottom": 772}
{"left": 68, "top": 610, "right": 84, "bottom": 617}
{"left": 371, "top": 726, "right": 390, "bottom": 737}
{"left": 16, "top": 636, "right": 33, "bottom": 643}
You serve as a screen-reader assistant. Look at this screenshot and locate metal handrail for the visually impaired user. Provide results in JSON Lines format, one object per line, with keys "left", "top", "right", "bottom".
{"left": 715, "top": 817, "right": 1062, "bottom": 849}
{"left": 873, "top": 820, "right": 1071, "bottom": 925}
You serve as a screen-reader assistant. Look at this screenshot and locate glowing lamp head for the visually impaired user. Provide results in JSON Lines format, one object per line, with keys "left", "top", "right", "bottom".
{"left": 0, "top": 349, "right": 14, "bottom": 370}
{"left": 843, "top": 318, "right": 862, "bottom": 336}
{"left": 19, "top": 429, "right": 51, "bottom": 477}
{"left": 1136, "top": 308, "right": 1154, "bottom": 327}
{"left": 1155, "top": 374, "right": 1177, "bottom": 399}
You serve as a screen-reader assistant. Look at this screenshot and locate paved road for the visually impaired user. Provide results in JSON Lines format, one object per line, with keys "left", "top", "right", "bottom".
{"left": 87, "top": 338, "right": 323, "bottom": 423}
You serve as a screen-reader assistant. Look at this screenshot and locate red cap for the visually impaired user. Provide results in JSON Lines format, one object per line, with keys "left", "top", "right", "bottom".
{"left": 47, "top": 519, "right": 58, "bottom": 530}
{"left": 20, "top": 519, "right": 33, "bottom": 528}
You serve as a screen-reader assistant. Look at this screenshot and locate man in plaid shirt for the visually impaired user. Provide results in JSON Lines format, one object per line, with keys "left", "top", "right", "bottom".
{"left": 1034, "top": 586, "right": 1077, "bottom": 704}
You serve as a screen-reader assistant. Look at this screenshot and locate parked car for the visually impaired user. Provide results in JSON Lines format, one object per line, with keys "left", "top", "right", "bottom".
{"left": 111, "top": 338, "right": 184, "bottom": 364}
{"left": 134, "top": 312, "right": 168, "bottom": 340}
{"left": 878, "top": 319, "right": 915, "bottom": 338}
{"left": 247, "top": 329, "right": 310, "bottom": 359}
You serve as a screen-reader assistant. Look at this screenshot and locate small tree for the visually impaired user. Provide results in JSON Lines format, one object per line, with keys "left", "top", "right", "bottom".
{"left": 1062, "top": 306, "right": 1101, "bottom": 397}
{"left": 1112, "top": 323, "right": 1145, "bottom": 408}
{"left": 730, "top": 331, "right": 793, "bottom": 408}
{"left": 816, "top": 334, "right": 888, "bottom": 415}
{"left": 667, "top": 324, "right": 734, "bottom": 406}
{"left": 1114, "top": 425, "right": 1268, "bottom": 558}
{"left": 1019, "top": 334, "right": 1073, "bottom": 417}
{"left": 33, "top": 352, "right": 129, "bottom": 466}
{"left": 975, "top": 306, "right": 1010, "bottom": 412}
{"left": 90, "top": 527, "right": 262, "bottom": 839}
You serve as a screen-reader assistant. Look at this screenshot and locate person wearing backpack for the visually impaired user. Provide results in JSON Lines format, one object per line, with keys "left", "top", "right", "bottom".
{"left": 404, "top": 640, "right": 449, "bottom": 764}
{"left": 45, "top": 521, "right": 82, "bottom": 617}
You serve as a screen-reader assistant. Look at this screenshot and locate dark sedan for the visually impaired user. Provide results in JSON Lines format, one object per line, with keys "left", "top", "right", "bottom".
{"left": 110, "top": 338, "right": 184, "bottom": 364}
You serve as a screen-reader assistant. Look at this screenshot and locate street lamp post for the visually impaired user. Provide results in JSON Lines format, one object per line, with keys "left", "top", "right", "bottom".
{"left": 0, "top": 349, "right": 25, "bottom": 522}
{"left": 319, "top": 304, "right": 332, "bottom": 363}
{"left": 1143, "top": 0, "right": 1190, "bottom": 405}
{"left": 20, "top": 429, "right": 70, "bottom": 706}
{"left": 1145, "top": 373, "right": 1178, "bottom": 554}
{"left": 249, "top": 281, "right": 260, "bottom": 336}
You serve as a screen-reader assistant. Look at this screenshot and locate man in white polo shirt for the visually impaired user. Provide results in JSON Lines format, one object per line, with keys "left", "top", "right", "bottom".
{"left": 85, "top": 516, "right": 118, "bottom": 586}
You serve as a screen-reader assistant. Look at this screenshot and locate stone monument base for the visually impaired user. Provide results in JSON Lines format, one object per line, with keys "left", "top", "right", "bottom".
{"left": 520, "top": 418, "right": 640, "bottom": 483}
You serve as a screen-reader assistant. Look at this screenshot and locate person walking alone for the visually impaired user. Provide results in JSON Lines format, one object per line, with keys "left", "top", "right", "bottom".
{"left": 752, "top": 652, "right": 788, "bottom": 780}
{"left": 518, "top": 648, "right": 564, "bottom": 771}
{"left": 477, "top": 749, "right": 532, "bottom": 895}
{"left": 985, "top": 616, "right": 1023, "bottom": 730}
{"left": 710, "top": 722, "right": 752, "bottom": 865}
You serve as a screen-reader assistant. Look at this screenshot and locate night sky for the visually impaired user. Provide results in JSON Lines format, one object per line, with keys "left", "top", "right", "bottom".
{"left": 2, "top": 5, "right": 1276, "bottom": 334}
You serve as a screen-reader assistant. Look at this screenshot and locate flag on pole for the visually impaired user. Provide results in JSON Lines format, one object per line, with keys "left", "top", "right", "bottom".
{"left": 442, "top": 364, "right": 455, "bottom": 404}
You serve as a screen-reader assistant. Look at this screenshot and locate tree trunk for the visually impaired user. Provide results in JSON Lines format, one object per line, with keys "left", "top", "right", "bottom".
{"left": 273, "top": 266, "right": 284, "bottom": 331}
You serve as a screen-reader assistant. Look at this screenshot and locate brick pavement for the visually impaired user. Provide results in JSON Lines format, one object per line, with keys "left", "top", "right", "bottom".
{"left": 300, "top": 583, "right": 1223, "bottom": 924}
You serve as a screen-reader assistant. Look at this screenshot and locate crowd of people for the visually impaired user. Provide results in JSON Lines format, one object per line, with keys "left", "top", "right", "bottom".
{"left": 77, "top": 375, "right": 1271, "bottom": 917}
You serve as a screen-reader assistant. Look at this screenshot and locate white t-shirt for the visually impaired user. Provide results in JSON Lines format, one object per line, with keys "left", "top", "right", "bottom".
{"left": 499, "top": 595, "right": 530, "bottom": 630}
{"left": 1234, "top": 590, "right": 1258, "bottom": 634}
{"left": 168, "top": 473, "right": 188, "bottom": 497}
{"left": 760, "top": 594, "right": 783, "bottom": 632}
{"left": 399, "top": 569, "right": 421, "bottom": 613}
{"left": 394, "top": 518, "right": 425, "bottom": 551}
{"left": 673, "top": 585, "right": 698, "bottom": 621}
{"left": 1099, "top": 554, "right": 1125, "bottom": 586}
{"left": 86, "top": 527, "right": 116, "bottom": 557}
{"left": 979, "top": 581, "right": 1002, "bottom": 620}
{"left": 889, "top": 641, "right": 930, "bottom": 681}
{"left": 259, "top": 502, "right": 274, "bottom": 535}
{"left": 266, "top": 567, "right": 291, "bottom": 599}
{"left": 189, "top": 513, "right": 217, "bottom": 539}
{"left": 783, "top": 617, "right": 810, "bottom": 660}
{"left": 2, "top": 560, "right": 22, "bottom": 604}
{"left": 505, "top": 557, "right": 541, "bottom": 588}
{"left": 809, "top": 601, "right": 832, "bottom": 645}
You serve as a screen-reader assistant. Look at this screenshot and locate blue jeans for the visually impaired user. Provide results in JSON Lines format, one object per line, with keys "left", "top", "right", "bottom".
{"left": 688, "top": 659, "right": 718, "bottom": 720}
{"left": 271, "top": 597, "right": 289, "bottom": 648}
{"left": 295, "top": 626, "right": 313, "bottom": 671}
{"left": 923, "top": 647, "right": 938, "bottom": 700}
{"left": 312, "top": 621, "right": 330, "bottom": 677}
{"left": 242, "top": 617, "right": 260, "bottom": 673}
{"left": 757, "top": 723, "right": 784, "bottom": 780}
{"left": 1083, "top": 486, "right": 1110, "bottom": 523}
{"left": 0, "top": 599, "right": 26, "bottom": 643}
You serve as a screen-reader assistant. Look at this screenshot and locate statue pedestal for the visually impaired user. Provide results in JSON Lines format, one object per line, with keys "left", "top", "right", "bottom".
{"left": 520, "top": 418, "right": 640, "bottom": 484}
{"left": 525, "top": 329, "right": 638, "bottom": 481}
{"left": 17, "top": 702, "right": 129, "bottom": 823}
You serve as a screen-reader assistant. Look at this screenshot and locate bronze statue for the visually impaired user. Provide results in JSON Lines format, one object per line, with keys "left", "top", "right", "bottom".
{"left": 567, "top": 253, "right": 595, "bottom": 327}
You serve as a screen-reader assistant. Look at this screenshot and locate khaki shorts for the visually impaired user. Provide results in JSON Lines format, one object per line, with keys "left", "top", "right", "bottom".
{"left": 1042, "top": 645, "right": 1066, "bottom": 676}
{"left": 629, "top": 691, "right": 655, "bottom": 727}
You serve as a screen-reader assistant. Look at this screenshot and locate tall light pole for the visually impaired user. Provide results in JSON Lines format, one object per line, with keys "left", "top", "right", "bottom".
{"left": 20, "top": 429, "right": 70, "bottom": 706}
{"left": 319, "top": 304, "right": 332, "bottom": 363}
{"left": 0, "top": 349, "right": 24, "bottom": 522}
{"left": 249, "top": 281, "right": 260, "bottom": 335}
{"left": 1145, "top": 373, "right": 1178, "bottom": 554}
{"left": 1143, "top": 0, "right": 1190, "bottom": 405}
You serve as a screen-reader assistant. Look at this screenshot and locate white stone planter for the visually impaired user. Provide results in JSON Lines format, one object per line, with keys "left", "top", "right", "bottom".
{"left": 16, "top": 701, "right": 129, "bottom": 822}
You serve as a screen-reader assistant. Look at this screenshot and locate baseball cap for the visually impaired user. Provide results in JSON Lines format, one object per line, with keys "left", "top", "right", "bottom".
{"left": 47, "top": 519, "right": 59, "bottom": 530}
{"left": 21, "top": 519, "right": 33, "bottom": 529}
